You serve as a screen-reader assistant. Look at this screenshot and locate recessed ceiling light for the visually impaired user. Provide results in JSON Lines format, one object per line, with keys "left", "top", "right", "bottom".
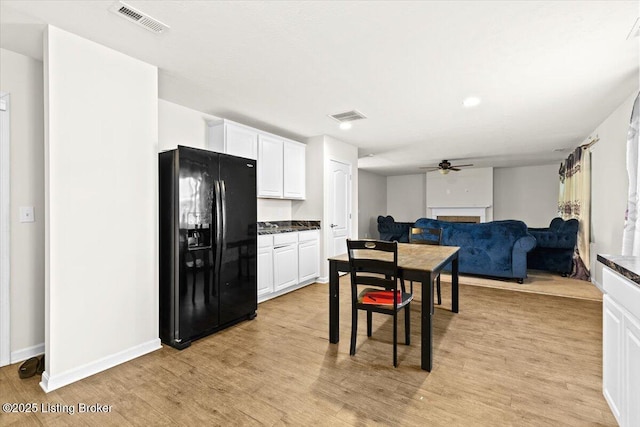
{"left": 463, "top": 97, "right": 481, "bottom": 108}
{"left": 339, "top": 122, "right": 352, "bottom": 130}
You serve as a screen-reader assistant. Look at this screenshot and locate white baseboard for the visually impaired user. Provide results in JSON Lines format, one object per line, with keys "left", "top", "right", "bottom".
{"left": 592, "top": 277, "right": 605, "bottom": 293}
{"left": 11, "top": 343, "right": 44, "bottom": 364}
{"left": 39, "top": 338, "right": 161, "bottom": 393}
{"left": 316, "top": 275, "right": 328, "bottom": 284}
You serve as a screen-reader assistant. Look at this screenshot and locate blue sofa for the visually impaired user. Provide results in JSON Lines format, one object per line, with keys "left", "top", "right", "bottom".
{"left": 377, "top": 216, "right": 536, "bottom": 283}
{"left": 527, "top": 218, "right": 578, "bottom": 275}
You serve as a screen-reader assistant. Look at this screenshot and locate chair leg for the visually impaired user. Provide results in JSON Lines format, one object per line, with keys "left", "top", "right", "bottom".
{"left": 404, "top": 303, "right": 410, "bottom": 345}
{"left": 410, "top": 280, "right": 414, "bottom": 294}
{"left": 436, "top": 275, "right": 442, "bottom": 305}
{"left": 393, "top": 312, "right": 398, "bottom": 367}
{"left": 367, "top": 311, "right": 372, "bottom": 337}
{"left": 350, "top": 306, "right": 358, "bottom": 356}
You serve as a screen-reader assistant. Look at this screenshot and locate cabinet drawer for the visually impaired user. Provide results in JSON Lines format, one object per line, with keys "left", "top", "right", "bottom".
{"left": 604, "top": 267, "right": 640, "bottom": 317}
{"left": 298, "top": 229, "right": 319, "bottom": 243}
{"left": 274, "top": 232, "right": 298, "bottom": 246}
{"left": 258, "top": 235, "right": 273, "bottom": 248}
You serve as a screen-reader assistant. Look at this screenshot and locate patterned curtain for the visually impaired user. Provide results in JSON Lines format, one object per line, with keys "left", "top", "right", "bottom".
{"left": 622, "top": 93, "right": 640, "bottom": 255}
{"left": 558, "top": 145, "right": 591, "bottom": 280}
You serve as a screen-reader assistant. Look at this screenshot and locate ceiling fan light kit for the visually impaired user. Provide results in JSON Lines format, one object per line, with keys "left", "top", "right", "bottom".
{"left": 421, "top": 159, "right": 474, "bottom": 174}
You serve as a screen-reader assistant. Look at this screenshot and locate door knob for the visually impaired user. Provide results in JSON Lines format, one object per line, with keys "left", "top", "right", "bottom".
{"left": 330, "top": 224, "right": 338, "bottom": 228}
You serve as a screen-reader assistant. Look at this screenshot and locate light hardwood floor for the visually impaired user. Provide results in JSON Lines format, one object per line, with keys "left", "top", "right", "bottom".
{"left": 1, "top": 275, "right": 615, "bottom": 426}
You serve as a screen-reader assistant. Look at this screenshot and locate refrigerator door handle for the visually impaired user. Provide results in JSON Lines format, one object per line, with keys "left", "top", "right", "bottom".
{"left": 214, "top": 179, "right": 223, "bottom": 295}
{"left": 220, "top": 180, "right": 227, "bottom": 251}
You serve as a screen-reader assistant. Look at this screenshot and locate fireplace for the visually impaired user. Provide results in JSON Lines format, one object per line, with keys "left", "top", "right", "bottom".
{"left": 437, "top": 215, "right": 480, "bottom": 223}
{"left": 429, "top": 207, "right": 489, "bottom": 223}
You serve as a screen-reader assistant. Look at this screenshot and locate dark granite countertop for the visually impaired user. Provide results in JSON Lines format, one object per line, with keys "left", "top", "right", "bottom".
{"left": 597, "top": 254, "right": 640, "bottom": 288}
{"left": 257, "top": 220, "right": 321, "bottom": 235}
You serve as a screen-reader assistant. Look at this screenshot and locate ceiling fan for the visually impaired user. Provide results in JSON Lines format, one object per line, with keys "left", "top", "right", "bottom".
{"left": 420, "top": 160, "right": 474, "bottom": 175}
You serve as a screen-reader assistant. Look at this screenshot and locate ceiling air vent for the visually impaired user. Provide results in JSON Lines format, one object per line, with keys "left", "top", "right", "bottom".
{"left": 329, "top": 109, "right": 367, "bottom": 123}
{"left": 110, "top": 1, "right": 170, "bottom": 34}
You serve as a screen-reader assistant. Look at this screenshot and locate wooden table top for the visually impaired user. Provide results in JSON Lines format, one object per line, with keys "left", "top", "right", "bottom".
{"left": 328, "top": 242, "right": 459, "bottom": 272}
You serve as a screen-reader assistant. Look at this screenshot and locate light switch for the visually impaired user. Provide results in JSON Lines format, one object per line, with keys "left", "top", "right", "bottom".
{"left": 19, "top": 206, "right": 35, "bottom": 223}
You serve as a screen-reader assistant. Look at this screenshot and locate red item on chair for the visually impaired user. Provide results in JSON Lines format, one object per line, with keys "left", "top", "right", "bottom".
{"left": 361, "top": 290, "right": 401, "bottom": 305}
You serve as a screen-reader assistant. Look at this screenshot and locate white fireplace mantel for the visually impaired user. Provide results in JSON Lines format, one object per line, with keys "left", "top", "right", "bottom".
{"left": 428, "top": 206, "right": 491, "bottom": 223}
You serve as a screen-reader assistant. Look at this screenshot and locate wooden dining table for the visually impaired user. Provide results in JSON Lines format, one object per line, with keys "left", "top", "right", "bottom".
{"left": 327, "top": 242, "right": 460, "bottom": 371}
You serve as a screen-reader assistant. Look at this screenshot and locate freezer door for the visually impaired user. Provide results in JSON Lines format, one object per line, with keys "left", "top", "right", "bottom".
{"left": 218, "top": 154, "right": 257, "bottom": 325}
{"left": 177, "top": 146, "right": 220, "bottom": 341}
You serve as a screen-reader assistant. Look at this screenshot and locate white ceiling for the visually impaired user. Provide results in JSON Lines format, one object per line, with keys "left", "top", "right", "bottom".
{"left": 1, "top": 1, "right": 638, "bottom": 175}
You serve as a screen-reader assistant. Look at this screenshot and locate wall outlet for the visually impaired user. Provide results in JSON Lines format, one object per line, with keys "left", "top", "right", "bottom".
{"left": 19, "top": 206, "right": 35, "bottom": 223}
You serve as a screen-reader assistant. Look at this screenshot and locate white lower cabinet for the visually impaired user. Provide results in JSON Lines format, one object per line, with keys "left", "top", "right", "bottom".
{"left": 602, "top": 266, "right": 640, "bottom": 427}
{"left": 257, "top": 230, "right": 320, "bottom": 303}
{"left": 273, "top": 232, "right": 299, "bottom": 291}
{"left": 257, "top": 235, "right": 274, "bottom": 298}
{"left": 298, "top": 230, "right": 319, "bottom": 283}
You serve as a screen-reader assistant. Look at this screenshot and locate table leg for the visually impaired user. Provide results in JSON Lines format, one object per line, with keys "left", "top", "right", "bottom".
{"left": 421, "top": 271, "right": 433, "bottom": 371}
{"left": 452, "top": 253, "right": 459, "bottom": 313}
{"left": 329, "top": 260, "right": 340, "bottom": 343}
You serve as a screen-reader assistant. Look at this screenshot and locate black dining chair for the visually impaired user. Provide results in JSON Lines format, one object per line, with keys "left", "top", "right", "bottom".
{"left": 408, "top": 227, "right": 443, "bottom": 305}
{"left": 346, "top": 239, "right": 413, "bottom": 367}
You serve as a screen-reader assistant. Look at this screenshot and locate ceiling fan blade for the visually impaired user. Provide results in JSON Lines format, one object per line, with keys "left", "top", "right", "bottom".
{"left": 449, "top": 167, "right": 461, "bottom": 171}
{"left": 450, "top": 164, "right": 473, "bottom": 168}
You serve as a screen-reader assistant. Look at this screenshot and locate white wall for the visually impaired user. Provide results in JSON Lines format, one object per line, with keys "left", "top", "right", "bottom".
{"left": 386, "top": 174, "right": 425, "bottom": 222}
{"left": 292, "top": 135, "right": 323, "bottom": 222}
{"left": 42, "top": 26, "right": 160, "bottom": 392}
{"left": 358, "top": 170, "right": 387, "bottom": 238}
{"left": 158, "top": 99, "right": 216, "bottom": 151}
{"left": 426, "top": 167, "right": 494, "bottom": 220}
{"left": 494, "top": 164, "right": 559, "bottom": 227}
{"left": 591, "top": 92, "right": 638, "bottom": 285}
{"left": 0, "top": 48, "right": 45, "bottom": 362}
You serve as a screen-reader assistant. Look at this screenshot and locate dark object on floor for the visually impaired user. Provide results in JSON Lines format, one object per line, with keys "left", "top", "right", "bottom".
{"left": 527, "top": 218, "right": 579, "bottom": 275}
{"left": 18, "top": 355, "right": 44, "bottom": 379}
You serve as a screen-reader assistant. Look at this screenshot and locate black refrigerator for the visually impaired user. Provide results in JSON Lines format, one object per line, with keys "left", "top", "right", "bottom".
{"left": 159, "top": 146, "right": 257, "bottom": 349}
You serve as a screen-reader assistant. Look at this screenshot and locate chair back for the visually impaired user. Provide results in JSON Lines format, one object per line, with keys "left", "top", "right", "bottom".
{"left": 409, "top": 227, "right": 442, "bottom": 245}
{"left": 346, "top": 239, "right": 398, "bottom": 293}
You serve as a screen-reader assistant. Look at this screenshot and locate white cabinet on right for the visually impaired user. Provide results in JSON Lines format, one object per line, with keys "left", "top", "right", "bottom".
{"left": 298, "top": 230, "right": 319, "bottom": 283}
{"left": 602, "top": 266, "right": 640, "bottom": 427}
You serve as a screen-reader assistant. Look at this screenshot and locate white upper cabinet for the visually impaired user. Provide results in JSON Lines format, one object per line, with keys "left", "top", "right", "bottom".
{"left": 283, "top": 139, "right": 306, "bottom": 199}
{"left": 257, "top": 134, "right": 284, "bottom": 198}
{"left": 207, "top": 120, "right": 258, "bottom": 160}
{"left": 209, "top": 119, "right": 306, "bottom": 199}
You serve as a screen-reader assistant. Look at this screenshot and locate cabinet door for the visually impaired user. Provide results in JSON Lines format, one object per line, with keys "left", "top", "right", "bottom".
{"left": 298, "top": 239, "right": 319, "bottom": 283}
{"left": 226, "top": 123, "right": 258, "bottom": 160}
{"left": 624, "top": 313, "right": 640, "bottom": 427}
{"left": 283, "top": 140, "right": 306, "bottom": 199}
{"left": 257, "top": 246, "right": 273, "bottom": 298}
{"left": 257, "top": 134, "right": 283, "bottom": 198}
{"left": 273, "top": 244, "right": 298, "bottom": 291}
{"left": 603, "top": 295, "right": 623, "bottom": 423}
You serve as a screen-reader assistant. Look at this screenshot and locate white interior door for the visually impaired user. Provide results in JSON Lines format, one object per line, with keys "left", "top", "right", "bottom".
{"left": 329, "top": 160, "right": 351, "bottom": 257}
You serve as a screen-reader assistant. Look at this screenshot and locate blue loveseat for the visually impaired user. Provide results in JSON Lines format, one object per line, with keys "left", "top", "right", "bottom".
{"left": 377, "top": 215, "right": 412, "bottom": 242}
{"left": 527, "top": 218, "right": 578, "bottom": 275}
